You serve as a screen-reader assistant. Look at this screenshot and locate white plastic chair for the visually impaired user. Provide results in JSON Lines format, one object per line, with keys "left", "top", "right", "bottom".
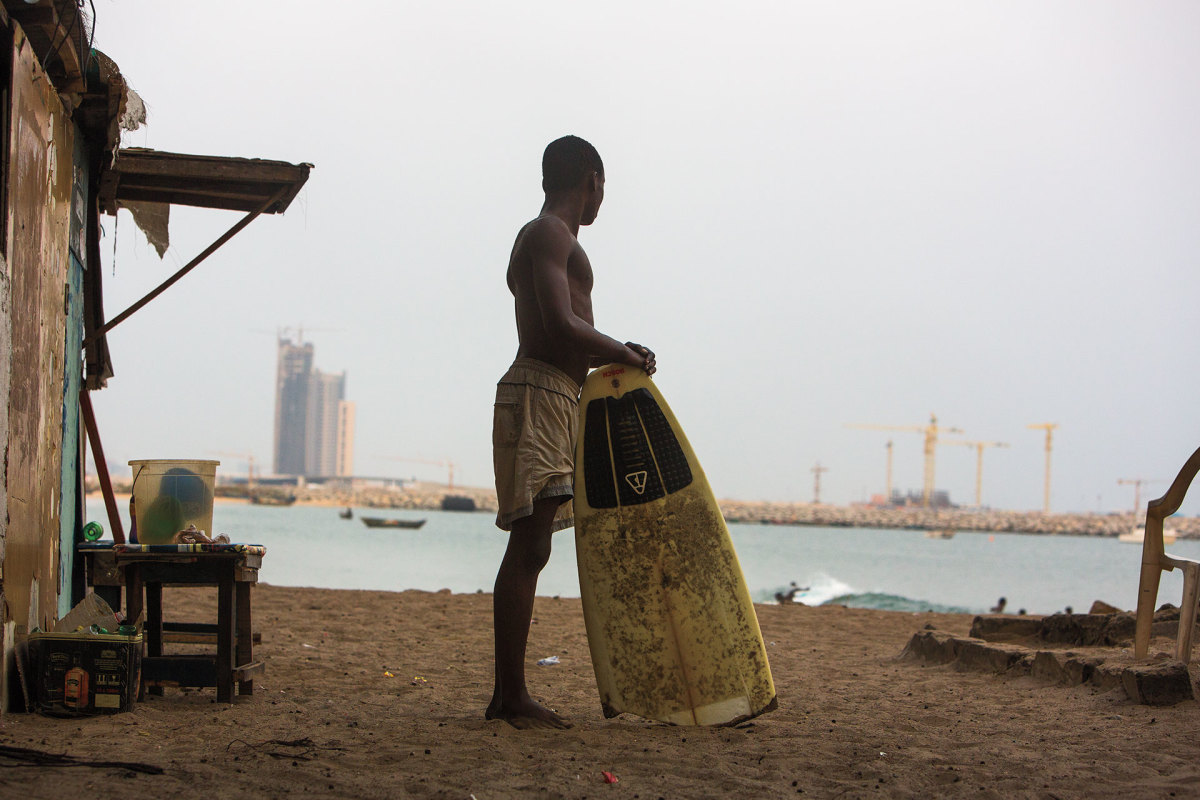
{"left": 1134, "top": 446, "right": 1200, "bottom": 662}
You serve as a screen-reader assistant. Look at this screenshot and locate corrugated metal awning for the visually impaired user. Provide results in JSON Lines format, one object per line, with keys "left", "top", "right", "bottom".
{"left": 99, "top": 148, "right": 312, "bottom": 215}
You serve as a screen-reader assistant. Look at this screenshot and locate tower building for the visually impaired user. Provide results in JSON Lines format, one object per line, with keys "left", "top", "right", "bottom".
{"left": 273, "top": 337, "right": 313, "bottom": 476}
{"left": 273, "top": 334, "right": 355, "bottom": 478}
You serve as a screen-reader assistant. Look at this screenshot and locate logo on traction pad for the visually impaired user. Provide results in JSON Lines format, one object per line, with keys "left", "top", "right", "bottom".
{"left": 624, "top": 471, "right": 648, "bottom": 495}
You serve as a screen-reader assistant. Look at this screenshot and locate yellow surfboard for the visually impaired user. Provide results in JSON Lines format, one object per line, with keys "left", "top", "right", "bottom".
{"left": 573, "top": 364, "right": 777, "bottom": 726}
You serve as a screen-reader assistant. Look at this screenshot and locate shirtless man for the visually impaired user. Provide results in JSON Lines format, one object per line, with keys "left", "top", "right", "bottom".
{"left": 488, "top": 135, "right": 655, "bottom": 729}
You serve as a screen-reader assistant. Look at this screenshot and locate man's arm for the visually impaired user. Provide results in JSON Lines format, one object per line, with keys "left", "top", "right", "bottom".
{"left": 528, "top": 221, "right": 655, "bottom": 374}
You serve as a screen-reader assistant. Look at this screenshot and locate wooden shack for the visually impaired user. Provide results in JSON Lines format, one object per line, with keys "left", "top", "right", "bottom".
{"left": 0, "top": 1, "right": 309, "bottom": 710}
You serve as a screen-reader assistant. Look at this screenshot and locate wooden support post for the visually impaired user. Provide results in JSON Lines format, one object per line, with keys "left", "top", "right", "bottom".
{"left": 236, "top": 582, "right": 254, "bottom": 695}
{"left": 145, "top": 582, "right": 164, "bottom": 696}
{"left": 79, "top": 390, "right": 125, "bottom": 543}
{"left": 217, "top": 572, "right": 235, "bottom": 703}
{"left": 125, "top": 566, "right": 145, "bottom": 700}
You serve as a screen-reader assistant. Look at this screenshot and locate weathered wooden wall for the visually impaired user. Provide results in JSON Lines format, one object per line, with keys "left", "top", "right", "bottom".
{"left": 0, "top": 19, "right": 12, "bottom": 635}
{"left": 4, "top": 29, "right": 73, "bottom": 631}
{"left": 0, "top": 251, "right": 8, "bottom": 622}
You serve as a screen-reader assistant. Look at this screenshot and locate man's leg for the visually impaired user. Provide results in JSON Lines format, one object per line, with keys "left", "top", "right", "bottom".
{"left": 486, "top": 496, "right": 571, "bottom": 729}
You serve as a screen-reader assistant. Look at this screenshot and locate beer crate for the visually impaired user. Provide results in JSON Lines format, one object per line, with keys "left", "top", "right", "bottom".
{"left": 28, "top": 631, "right": 142, "bottom": 716}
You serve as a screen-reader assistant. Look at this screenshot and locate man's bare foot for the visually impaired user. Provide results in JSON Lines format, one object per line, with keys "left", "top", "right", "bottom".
{"left": 485, "top": 697, "right": 572, "bottom": 729}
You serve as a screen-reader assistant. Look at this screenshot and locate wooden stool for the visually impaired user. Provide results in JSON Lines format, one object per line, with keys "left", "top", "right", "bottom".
{"left": 80, "top": 543, "right": 265, "bottom": 702}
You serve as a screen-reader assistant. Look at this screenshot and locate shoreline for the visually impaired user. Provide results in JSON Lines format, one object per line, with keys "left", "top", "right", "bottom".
{"left": 86, "top": 486, "right": 1200, "bottom": 539}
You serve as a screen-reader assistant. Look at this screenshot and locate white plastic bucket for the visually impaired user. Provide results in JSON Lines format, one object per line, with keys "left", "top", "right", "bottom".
{"left": 128, "top": 460, "right": 219, "bottom": 544}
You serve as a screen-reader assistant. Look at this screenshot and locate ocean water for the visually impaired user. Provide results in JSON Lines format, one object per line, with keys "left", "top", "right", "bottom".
{"left": 85, "top": 499, "right": 1200, "bottom": 616}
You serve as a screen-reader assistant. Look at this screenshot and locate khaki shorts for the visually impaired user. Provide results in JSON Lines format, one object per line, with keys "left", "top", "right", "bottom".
{"left": 492, "top": 358, "right": 581, "bottom": 532}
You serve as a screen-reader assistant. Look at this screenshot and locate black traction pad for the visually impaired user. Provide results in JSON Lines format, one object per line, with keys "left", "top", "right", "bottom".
{"left": 583, "top": 388, "right": 693, "bottom": 509}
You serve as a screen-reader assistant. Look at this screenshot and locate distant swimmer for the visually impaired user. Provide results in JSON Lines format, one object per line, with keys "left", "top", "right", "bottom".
{"left": 487, "top": 136, "right": 655, "bottom": 731}
{"left": 990, "top": 596, "right": 1007, "bottom": 614}
{"left": 775, "top": 582, "right": 810, "bottom": 604}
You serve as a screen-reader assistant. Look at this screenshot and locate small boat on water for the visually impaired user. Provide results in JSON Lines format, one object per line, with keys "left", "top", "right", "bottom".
{"left": 441, "top": 495, "right": 477, "bottom": 512}
{"left": 1118, "top": 524, "right": 1177, "bottom": 545}
{"left": 339, "top": 508, "right": 353, "bottom": 519}
{"left": 925, "top": 529, "right": 955, "bottom": 539}
{"left": 250, "top": 491, "right": 297, "bottom": 506}
{"left": 361, "top": 516, "right": 426, "bottom": 530}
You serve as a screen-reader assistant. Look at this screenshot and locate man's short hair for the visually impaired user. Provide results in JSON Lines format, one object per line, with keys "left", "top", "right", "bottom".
{"left": 542, "top": 135, "right": 603, "bottom": 193}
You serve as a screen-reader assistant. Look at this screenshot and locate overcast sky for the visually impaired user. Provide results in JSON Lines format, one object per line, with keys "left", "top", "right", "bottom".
{"left": 86, "top": 1, "right": 1200, "bottom": 516}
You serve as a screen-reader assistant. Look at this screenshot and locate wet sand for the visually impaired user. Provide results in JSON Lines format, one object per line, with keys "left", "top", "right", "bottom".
{"left": 2, "top": 585, "right": 1198, "bottom": 799}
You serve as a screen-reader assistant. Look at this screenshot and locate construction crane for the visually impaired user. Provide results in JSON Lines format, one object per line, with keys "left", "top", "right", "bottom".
{"left": 847, "top": 415, "right": 963, "bottom": 507}
{"left": 1118, "top": 478, "right": 1163, "bottom": 517}
{"left": 263, "top": 324, "right": 345, "bottom": 341}
{"left": 208, "top": 451, "right": 256, "bottom": 490}
{"left": 943, "top": 440, "right": 1009, "bottom": 508}
{"left": 1027, "top": 423, "right": 1059, "bottom": 512}
{"left": 885, "top": 441, "right": 894, "bottom": 504}
{"left": 811, "top": 462, "right": 829, "bottom": 504}
{"left": 380, "top": 457, "right": 456, "bottom": 489}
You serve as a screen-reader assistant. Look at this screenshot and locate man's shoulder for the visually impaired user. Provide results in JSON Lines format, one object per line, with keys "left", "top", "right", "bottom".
{"left": 516, "top": 215, "right": 577, "bottom": 259}
{"left": 522, "top": 214, "right": 574, "bottom": 241}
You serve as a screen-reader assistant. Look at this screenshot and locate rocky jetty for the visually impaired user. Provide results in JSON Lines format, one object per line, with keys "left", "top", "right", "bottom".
{"left": 716, "top": 500, "right": 1200, "bottom": 539}
{"left": 91, "top": 477, "right": 1198, "bottom": 538}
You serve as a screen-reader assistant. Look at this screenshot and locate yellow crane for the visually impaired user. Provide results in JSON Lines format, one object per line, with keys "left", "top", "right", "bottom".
{"left": 942, "top": 440, "right": 1009, "bottom": 508}
{"left": 846, "top": 415, "right": 963, "bottom": 507}
{"left": 884, "top": 440, "right": 895, "bottom": 504}
{"left": 208, "top": 451, "right": 256, "bottom": 491}
{"left": 811, "top": 462, "right": 829, "bottom": 504}
{"left": 1027, "top": 423, "right": 1059, "bottom": 512}
{"left": 380, "top": 457, "right": 457, "bottom": 489}
{"left": 1117, "top": 477, "right": 1163, "bottom": 517}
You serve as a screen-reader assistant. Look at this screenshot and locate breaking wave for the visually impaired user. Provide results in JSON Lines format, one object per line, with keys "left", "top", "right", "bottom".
{"left": 760, "top": 573, "right": 973, "bottom": 613}
{"left": 760, "top": 572, "right": 854, "bottom": 606}
{"left": 822, "top": 592, "right": 973, "bottom": 614}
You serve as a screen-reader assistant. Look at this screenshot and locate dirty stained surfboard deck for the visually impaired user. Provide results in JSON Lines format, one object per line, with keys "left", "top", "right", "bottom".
{"left": 573, "top": 364, "right": 777, "bottom": 726}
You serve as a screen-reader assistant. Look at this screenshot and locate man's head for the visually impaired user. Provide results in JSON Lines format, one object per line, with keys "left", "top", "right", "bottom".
{"left": 542, "top": 135, "right": 604, "bottom": 224}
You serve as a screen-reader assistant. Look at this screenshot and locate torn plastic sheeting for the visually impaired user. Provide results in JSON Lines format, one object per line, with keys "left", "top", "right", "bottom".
{"left": 121, "top": 88, "right": 147, "bottom": 132}
{"left": 119, "top": 200, "right": 169, "bottom": 258}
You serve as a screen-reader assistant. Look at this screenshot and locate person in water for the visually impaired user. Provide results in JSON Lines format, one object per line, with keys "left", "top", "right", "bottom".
{"left": 488, "top": 135, "right": 655, "bottom": 729}
{"left": 774, "top": 582, "right": 810, "bottom": 604}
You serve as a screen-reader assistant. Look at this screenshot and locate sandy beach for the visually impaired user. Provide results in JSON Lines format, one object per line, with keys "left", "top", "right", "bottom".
{"left": 2, "top": 584, "right": 1198, "bottom": 799}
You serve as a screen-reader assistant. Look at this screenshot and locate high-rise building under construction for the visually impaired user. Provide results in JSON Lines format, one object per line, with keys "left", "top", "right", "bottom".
{"left": 273, "top": 335, "right": 355, "bottom": 478}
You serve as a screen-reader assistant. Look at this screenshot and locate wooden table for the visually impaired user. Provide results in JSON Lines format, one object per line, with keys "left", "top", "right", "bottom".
{"left": 80, "top": 544, "right": 264, "bottom": 703}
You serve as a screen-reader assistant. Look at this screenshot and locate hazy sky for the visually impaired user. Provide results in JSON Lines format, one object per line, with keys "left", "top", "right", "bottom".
{"left": 87, "top": 1, "right": 1200, "bottom": 516}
